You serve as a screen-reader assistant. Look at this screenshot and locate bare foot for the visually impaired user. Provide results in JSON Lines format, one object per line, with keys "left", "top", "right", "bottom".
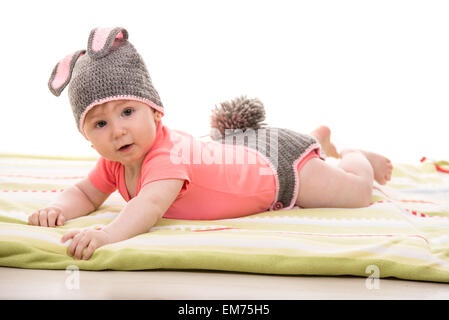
{"left": 310, "top": 125, "right": 340, "bottom": 158}
{"left": 341, "top": 149, "right": 393, "bottom": 185}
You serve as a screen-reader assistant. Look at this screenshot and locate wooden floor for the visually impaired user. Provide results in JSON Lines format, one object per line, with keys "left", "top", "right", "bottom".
{"left": 1, "top": 267, "right": 448, "bottom": 300}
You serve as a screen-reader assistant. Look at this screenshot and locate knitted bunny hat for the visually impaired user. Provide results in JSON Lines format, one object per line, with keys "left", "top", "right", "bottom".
{"left": 48, "top": 27, "right": 164, "bottom": 138}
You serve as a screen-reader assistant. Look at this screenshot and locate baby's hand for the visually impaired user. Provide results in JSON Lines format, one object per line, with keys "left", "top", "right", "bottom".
{"left": 28, "top": 206, "right": 65, "bottom": 227}
{"left": 61, "top": 228, "right": 110, "bottom": 260}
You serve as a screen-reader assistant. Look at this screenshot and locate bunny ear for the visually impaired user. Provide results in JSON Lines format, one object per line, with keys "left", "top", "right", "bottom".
{"left": 48, "top": 50, "right": 86, "bottom": 96}
{"left": 87, "top": 27, "right": 129, "bottom": 59}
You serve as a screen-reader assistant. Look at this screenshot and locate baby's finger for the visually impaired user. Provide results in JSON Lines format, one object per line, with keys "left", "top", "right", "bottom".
{"left": 47, "top": 209, "right": 59, "bottom": 227}
{"left": 56, "top": 214, "right": 65, "bottom": 226}
{"left": 61, "top": 230, "right": 80, "bottom": 256}
{"left": 28, "top": 212, "right": 39, "bottom": 225}
{"left": 67, "top": 232, "right": 83, "bottom": 257}
{"left": 74, "top": 235, "right": 91, "bottom": 260}
{"left": 38, "top": 210, "right": 48, "bottom": 227}
{"left": 61, "top": 229, "right": 80, "bottom": 244}
{"left": 82, "top": 240, "right": 97, "bottom": 260}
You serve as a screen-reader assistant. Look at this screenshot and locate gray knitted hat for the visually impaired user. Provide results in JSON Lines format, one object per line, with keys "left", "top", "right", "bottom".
{"left": 48, "top": 27, "right": 164, "bottom": 137}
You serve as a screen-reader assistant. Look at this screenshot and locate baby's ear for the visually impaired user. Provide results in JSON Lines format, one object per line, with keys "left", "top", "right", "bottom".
{"left": 48, "top": 50, "right": 86, "bottom": 96}
{"left": 87, "top": 27, "right": 128, "bottom": 60}
{"left": 154, "top": 111, "right": 162, "bottom": 122}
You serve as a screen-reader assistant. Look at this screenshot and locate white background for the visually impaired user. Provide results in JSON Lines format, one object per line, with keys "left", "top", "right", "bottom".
{"left": 0, "top": 0, "right": 448, "bottom": 164}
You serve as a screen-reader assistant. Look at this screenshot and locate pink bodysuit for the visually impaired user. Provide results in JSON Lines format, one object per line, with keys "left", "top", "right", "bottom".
{"left": 88, "top": 121, "right": 319, "bottom": 220}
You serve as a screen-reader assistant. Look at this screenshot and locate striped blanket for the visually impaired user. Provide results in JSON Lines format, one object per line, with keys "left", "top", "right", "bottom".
{"left": 1, "top": 154, "right": 448, "bottom": 283}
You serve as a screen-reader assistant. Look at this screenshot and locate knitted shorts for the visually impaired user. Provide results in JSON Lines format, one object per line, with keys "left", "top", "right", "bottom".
{"left": 214, "top": 127, "right": 323, "bottom": 211}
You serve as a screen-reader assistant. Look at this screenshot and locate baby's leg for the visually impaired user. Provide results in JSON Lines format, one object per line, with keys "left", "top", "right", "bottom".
{"left": 310, "top": 125, "right": 340, "bottom": 158}
{"left": 309, "top": 125, "right": 393, "bottom": 184}
{"left": 296, "top": 150, "right": 374, "bottom": 208}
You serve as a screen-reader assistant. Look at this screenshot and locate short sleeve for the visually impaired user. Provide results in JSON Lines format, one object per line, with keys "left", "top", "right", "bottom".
{"left": 88, "top": 157, "right": 117, "bottom": 194}
{"left": 140, "top": 154, "right": 191, "bottom": 192}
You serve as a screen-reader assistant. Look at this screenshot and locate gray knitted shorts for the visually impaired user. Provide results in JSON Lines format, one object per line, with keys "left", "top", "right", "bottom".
{"left": 214, "top": 127, "right": 323, "bottom": 211}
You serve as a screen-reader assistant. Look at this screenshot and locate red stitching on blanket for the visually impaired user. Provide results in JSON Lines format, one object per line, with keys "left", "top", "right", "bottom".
{"left": 420, "top": 156, "right": 449, "bottom": 174}
{"left": 435, "top": 164, "right": 449, "bottom": 174}
{"left": 373, "top": 200, "right": 436, "bottom": 205}
{"left": 193, "top": 228, "right": 236, "bottom": 232}
{"left": 0, "top": 174, "right": 85, "bottom": 180}
{"left": 404, "top": 208, "right": 449, "bottom": 220}
{"left": 373, "top": 200, "right": 448, "bottom": 220}
{"left": 1, "top": 189, "right": 65, "bottom": 192}
{"left": 192, "top": 228, "right": 429, "bottom": 244}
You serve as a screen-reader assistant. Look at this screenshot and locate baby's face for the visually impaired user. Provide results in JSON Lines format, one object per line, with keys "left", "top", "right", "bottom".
{"left": 83, "top": 100, "right": 161, "bottom": 166}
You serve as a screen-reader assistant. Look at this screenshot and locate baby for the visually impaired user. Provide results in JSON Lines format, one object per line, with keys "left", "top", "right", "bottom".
{"left": 29, "top": 27, "right": 393, "bottom": 260}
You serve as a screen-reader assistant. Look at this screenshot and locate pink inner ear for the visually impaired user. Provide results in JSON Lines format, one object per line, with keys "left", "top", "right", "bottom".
{"left": 51, "top": 52, "right": 78, "bottom": 89}
{"left": 91, "top": 28, "right": 123, "bottom": 52}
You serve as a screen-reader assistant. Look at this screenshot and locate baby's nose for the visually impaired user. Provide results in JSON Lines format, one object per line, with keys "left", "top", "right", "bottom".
{"left": 113, "top": 125, "right": 128, "bottom": 138}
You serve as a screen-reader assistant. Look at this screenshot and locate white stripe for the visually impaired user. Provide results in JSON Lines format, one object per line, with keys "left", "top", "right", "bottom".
{"left": 430, "top": 235, "right": 449, "bottom": 245}
{"left": 151, "top": 225, "right": 229, "bottom": 231}
{"left": 0, "top": 166, "right": 90, "bottom": 177}
{"left": 0, "top": 176, "right": 83, "bottom": 184}
{"left": 370, "top": 200, "right": 449, "bottom": 213}
{"left": 77, "top": 212, "right": 118, "bottom": 220}
{"left": 151, "top": 225, "right": 430, "bottom": 243}
{"left": 0, "top": 211, "right": 119, "bottom": 224}
{"left": 0, "top": 229, "right": 63, "bottom": 245}
{"left": 0, "top": 158, "right": 95, "bottom": 167}
{"left": 0, "top": 193, "right": 125, "bottom": 207}
{"left": 0, "top": 211, "right": 28, "bottom": 222}
{"left": 221, "top": 216, "right": 411, "bottom": 228}
{"left": 407, "top": 216, "right": 449, "bottom": 227}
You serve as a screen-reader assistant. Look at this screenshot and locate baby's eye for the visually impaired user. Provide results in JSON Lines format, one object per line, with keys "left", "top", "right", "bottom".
{"left": 95, "top": 120, "right": 107, "bottom": 128}
{"left": 122, "top": 108, "right": 134, "bottom": 117}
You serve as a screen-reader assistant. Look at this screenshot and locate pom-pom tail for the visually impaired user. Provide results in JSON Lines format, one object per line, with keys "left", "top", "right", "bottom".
{"left": 210, "top": 95, "right": 267, "bottom": 140}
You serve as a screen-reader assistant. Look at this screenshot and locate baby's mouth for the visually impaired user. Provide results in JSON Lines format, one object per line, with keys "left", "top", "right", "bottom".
{"left": 118, "top": 143, "right": 134, "bottom": 152}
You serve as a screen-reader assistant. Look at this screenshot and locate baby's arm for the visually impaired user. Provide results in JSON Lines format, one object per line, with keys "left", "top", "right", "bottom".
{"left": 102, "top": 179, "right": 184, "bottom": 242}
{"left": 28, "top": 178, "right": 111, "bottom": 227}
{"left": 61, "top": 179, "right": 185, "bottom": 260}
